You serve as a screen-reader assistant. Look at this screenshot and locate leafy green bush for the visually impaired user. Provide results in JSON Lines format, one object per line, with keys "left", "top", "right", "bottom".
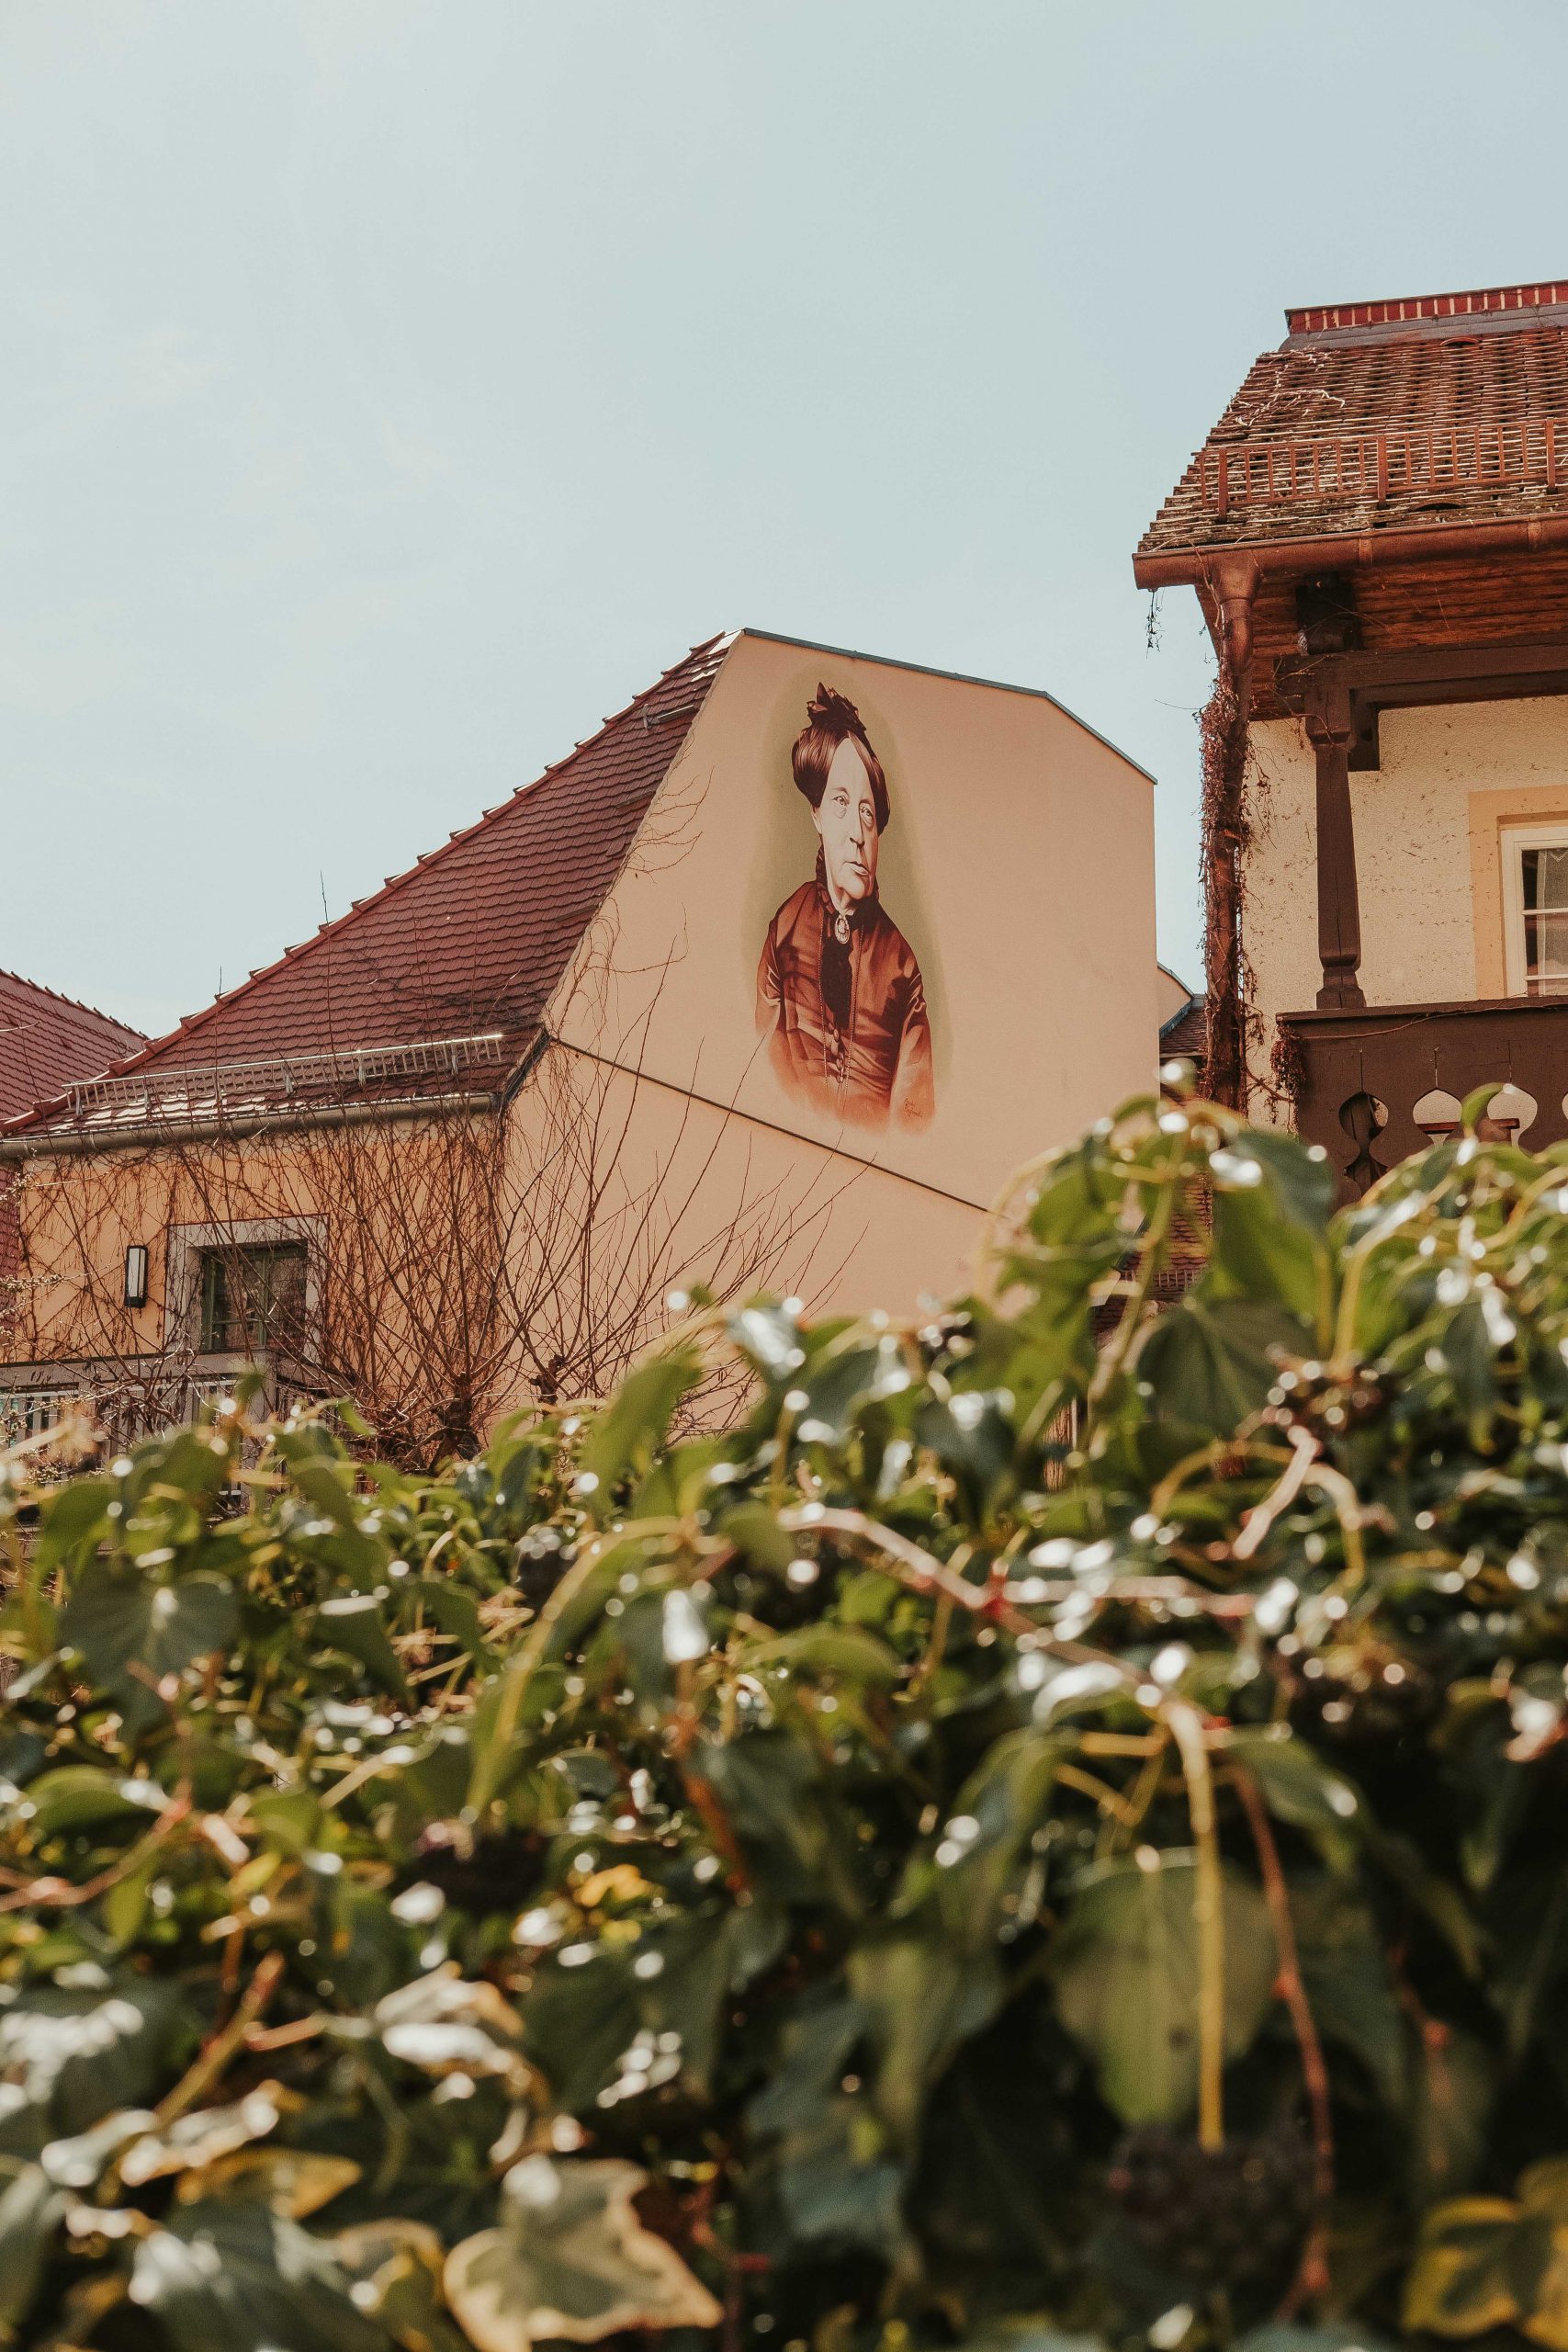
{"left": 8, "top": 1090, "right": 1568, "bottom": 2351}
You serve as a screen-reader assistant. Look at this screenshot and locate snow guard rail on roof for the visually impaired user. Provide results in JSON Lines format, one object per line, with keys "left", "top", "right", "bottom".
{"left": 64, "top": 1032, "right": 510, "bottom": 1122}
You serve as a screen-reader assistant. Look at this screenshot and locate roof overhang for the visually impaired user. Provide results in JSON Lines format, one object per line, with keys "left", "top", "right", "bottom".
{"left": 1134, "top": 509, "right": 1568, "bottom": 592}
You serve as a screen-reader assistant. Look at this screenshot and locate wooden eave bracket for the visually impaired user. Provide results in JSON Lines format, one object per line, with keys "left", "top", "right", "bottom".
{"left": 1273, "top": 633, "right": 1568, "bottom": 770}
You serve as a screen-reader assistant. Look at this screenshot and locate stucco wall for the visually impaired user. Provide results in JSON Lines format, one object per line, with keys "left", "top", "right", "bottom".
{"left": 551, "top": 630, "right": 1159, "bottom": 1216}
{"left": 499, "top": 1042, "right": 981, "bottom": 1366}
{"left": 1247, "top": 695, "right": 1568, "bottom": 1043}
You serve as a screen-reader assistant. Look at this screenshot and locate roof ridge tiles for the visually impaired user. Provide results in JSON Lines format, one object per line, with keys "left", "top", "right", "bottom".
{"left": 0, "top": 967, "right": 146, "bottom": 1041}
{"left": 1287, "top": 279, "right": 1568, "bottom": 335}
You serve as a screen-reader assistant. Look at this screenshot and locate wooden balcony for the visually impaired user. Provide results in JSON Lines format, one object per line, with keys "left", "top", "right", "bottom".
{"left": 1278, "top": 994, "right": 1568, "bottom": 1196}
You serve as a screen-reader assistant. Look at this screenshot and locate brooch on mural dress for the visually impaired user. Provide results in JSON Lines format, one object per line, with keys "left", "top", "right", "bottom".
{"left": 833, "top": 912, "right": 850, "bottom": 945}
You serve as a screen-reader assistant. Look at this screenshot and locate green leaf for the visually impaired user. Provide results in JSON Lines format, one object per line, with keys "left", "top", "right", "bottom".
{"left": 525, "top": 1907, "right": 774, "bottom": 2110}
{"left": 60, "top": 1558, "right": 236, "bottom": 1690}
{"left": 903, "top": 1730, "right": 1063, "bottom": 1950}
{"left": 315, "top": 1592, "right": 410, "bottom": 1701}
{"left": 1290, "top": 1882, "right": 1407, "bottom": 2109}
{"left": 717, "top": 1498, "right": 798, "bottom": 1572}
{"left": 848, "top": 1933, "right": 1002, "bottom": 2144}
{"left": 773, "top": 2097, "right": 906, "bottom": 2256}
{"left": 1230, "top": 1730, "right": 1365, "bottom": 1871}
{"left": 694, "top": 1729, "right": 860, "bottom": 1912}
{"left": 577, "top": 1347, "right": 701, "bottom": 1504}
{"left": 22, "top": 1766, "right": 169, "bottom": 1841}
{"left": 1050, "top": 1853, "right": 1278, "bottom": 2125}
{"left": 129, "top": 2200, "right": 392, "bottom": 2352}
{"left": 330, "top": 2222, "right": 462, "bottom": 2351}
{"left": 740, "top": 1623, "right": 902, "bottom": 1690}
{"left": 0, "top": 2163, "right": 65, "bottom": 2335}
{"left": 1403, "top": 2196, "right": 1526, "bottom": 2337}
{"left": 1404, "top": 2169, "right": 1568, "bottom": 2349}
{"left": 33, "top": 1476, "right": 117, "bottom": 1575}
{"left": 728, "top": 1302, "right": 807, "bottom": 1380}
{"left": 1135, "top": 1295, "right": 1303, "bottom": 1434}
{"left": 443, "top": 2155, "right": 722, "bottom": 2349}
{"left": 788, "top": 1339, "right": 885, "bottom": 1444}
{"left": 1205, "top": 1129, "right": 1336, "bottom": 1322}
{"left": 407, "top": 1574, "right": 494, "bottom": 1663}
{"left": 0, "top": 1973, "right": 185, "bottom": 2149}
{"left": 1442, "top": 1295, "right": 1502, "bottom": 1424}
{"left": 748, "top": 1986, "right": 865, "bottom": 2139}
{"left": 916, "top": 1389, "right": 1018, "bottom": 1518}
{"left": 1238, "top": 2330, "right": 1400, "bottom": 2352}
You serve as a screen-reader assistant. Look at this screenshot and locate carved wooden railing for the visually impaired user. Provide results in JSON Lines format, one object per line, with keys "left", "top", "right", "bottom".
{"left": 1278, "top": 995, "right": 1568, "bottom": 1198}
{"left": 1198, "top": 415, "right": 1568, "bottom": 517}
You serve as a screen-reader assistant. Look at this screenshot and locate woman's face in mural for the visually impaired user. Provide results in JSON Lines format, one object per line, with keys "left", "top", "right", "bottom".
{"left": 811, "top": 737, "right": 880, "bottom": 910}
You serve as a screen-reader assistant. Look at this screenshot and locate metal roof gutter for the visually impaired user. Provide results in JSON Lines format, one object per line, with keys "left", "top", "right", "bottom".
{"left": 0, "top": 1091, "right": 500, "bottom": 1161}
{"left": 1134, "top": 511, "right": 1568, "bottom": 590}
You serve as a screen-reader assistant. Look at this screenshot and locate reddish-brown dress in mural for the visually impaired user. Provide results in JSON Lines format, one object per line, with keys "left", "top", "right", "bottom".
{"left": 756, "top": 684, "right": 935, "bottom": 1132}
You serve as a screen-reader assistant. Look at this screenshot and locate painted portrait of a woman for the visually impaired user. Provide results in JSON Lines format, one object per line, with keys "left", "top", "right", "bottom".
{"left": 756, "top": 684, "right": 934, "bottom": 1131}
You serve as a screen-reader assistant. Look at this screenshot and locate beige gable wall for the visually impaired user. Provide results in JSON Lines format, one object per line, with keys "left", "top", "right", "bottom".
{"left": 497, "top": 1042, "right": 981, "bottom": 1349}
{"left": 546, "top": 630, "right": 1158, "bottom": 1277}
{"left": 1247, "top": 696, "right": 1568, "bottom": 1050}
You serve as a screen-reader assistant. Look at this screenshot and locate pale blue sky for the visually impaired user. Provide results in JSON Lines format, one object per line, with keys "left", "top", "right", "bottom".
{"left": 6, "top": 0, "right": 1562, "bottom": 1037}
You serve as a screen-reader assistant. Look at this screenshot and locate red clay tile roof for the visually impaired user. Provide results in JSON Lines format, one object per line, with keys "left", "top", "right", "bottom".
{"left": 0, "top": 972, "right": 144, "bottom": 1125}
{"left": 6, "top": 636, "right": 731, "bottom": 1139}
{"left": 1159, "top": 989, "right": 1206, "bottom": 1069}
{"left": 1140, "top": 280, "right": 1568, "bottom": 562}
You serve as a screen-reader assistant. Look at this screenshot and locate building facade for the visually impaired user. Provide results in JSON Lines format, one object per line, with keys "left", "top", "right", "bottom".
{"left": 1138, "top": 277, "right": 1568, "bottom": 1192}
{"left": 2, "top": 629, "right": 1159, "bottom": 1458}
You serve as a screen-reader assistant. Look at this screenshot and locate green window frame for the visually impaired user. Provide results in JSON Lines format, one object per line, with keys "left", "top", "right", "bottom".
{"left": 197, "top": 1242, "right": 309, "bottom": 1355}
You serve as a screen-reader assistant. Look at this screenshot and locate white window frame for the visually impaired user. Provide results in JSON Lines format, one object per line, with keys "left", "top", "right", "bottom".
{"left": 1501, "top": 822, "right": 1568, "bottom": 997}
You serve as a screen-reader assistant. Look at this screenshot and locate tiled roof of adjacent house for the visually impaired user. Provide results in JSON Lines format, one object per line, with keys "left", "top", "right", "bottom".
{"left": 1139, "top": 280, "right": 1568, "bottom": 562}
{"left": 0, "top": 972, "right": 144, "bottom": 1125}
{"left": 1159, "top": 988, "right": 1206, "bottom": 1070}
{"left": 6, "top": 635, "right": 732, "bottom": 1139}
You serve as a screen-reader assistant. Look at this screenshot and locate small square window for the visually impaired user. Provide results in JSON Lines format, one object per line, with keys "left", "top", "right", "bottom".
{"left": 197, "top": 1242, "right": 308, "bottom": 1355}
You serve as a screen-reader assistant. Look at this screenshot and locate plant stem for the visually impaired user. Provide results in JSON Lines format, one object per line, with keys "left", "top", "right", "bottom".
{"left": 1233, "top": 1768, "right": 1333, "bottom": 2312}
{"left": 154, "top": 1950, "right": 285, "bottom": 2128}
{"left": 1168, "top": 1701, "right": 1225, "bottom": 2151}
{"left": 1085, "top": 1167, "right": 1181, "bottom": 1430}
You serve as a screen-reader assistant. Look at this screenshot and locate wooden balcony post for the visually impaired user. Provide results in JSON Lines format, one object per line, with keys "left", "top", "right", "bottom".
{"left": 1305, "top": 682, "right": 1365, "bottom": 1010}
{"left": 1202, "top": 558, "right": 1260, "bottom": 1109}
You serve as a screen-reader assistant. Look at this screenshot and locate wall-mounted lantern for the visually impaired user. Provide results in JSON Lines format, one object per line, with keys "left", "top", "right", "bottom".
{"left": 123, "top": 1244, "right": 150, "bottom": 1311}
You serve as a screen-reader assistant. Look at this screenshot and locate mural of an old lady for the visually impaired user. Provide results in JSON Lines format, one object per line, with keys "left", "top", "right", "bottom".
{"left": 757, "top": 684, "right": 935, "bottom": 1131}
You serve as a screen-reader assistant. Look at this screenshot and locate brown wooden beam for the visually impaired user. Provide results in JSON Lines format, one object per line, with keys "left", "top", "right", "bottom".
{"left": 1278, "top": 633, "right": 1568, "bottom": 770}
{"left": 1202, "top": 560, "right": 1259, "bottom": 1109}
{"left": 1304, "top": 681, "right": 1364, "bottom": 1010}
{"left": 1278, "top": 632, "right": 1568, "bottom": 697}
